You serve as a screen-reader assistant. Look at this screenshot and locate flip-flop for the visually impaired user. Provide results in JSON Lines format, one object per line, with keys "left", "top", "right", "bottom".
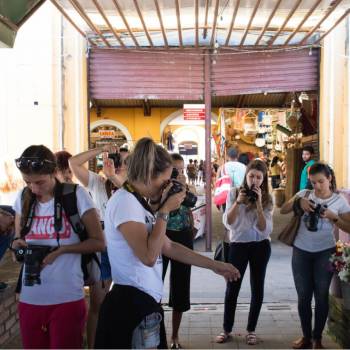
{"left": 246, "top": 333, "right": 258, "bottom": 345}
{"left": 215, "top": 332, "right": 230, "bottom": 343}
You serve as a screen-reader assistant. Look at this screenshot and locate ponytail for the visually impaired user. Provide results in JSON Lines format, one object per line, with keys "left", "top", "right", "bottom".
{"left": 127, "top": 138, "right": 172, "bottom": 185}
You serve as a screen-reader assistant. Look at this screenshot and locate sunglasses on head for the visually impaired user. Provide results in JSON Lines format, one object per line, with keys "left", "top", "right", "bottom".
{"left": 15, "top": 157, "right": 56, "bottom": 171}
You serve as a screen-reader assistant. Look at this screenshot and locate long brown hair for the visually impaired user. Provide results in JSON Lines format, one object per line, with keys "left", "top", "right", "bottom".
{"left": 242, "top": 159, "right": 272, "bottom": 210}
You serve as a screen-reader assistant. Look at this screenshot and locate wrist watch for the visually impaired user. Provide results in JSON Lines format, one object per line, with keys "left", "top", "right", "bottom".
{"left": 156, "top": 212, "right": 169, "bottom": 222}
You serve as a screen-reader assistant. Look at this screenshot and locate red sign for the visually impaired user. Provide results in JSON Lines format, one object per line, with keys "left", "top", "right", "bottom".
{"left": 183, "top": 104, "right": 205, "bottom": 120}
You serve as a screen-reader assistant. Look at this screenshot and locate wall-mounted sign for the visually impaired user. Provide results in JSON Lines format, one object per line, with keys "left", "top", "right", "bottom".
{"left": 183, "top": 104, "right": 205, "bottom": 120}
{"left": 99, "top": 130, "right": 115, "bottom": 139}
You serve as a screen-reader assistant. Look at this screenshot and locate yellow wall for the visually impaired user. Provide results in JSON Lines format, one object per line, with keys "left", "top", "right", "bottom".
{"left": 90, "top": 107, "right": 220, "bottom": 143}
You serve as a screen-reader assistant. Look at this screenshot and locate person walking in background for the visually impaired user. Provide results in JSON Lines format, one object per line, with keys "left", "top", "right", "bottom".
{"left": 280, "top": 162, "right": 350, "bottom": 349}
{"left": 162, "top": 153, "right": 195, "bottom": 349}
{"left": 69, "top": 145, "right": 127, "bottom": 348}
{"left": 238, "top": 153, "right": 250, "bottom": 166}
{"left": 95, "top": 138, "right": 240, "bottom": 349}
{"left": 216, "top": 160, "right": 273, "bottom": 346}
{"left": 216, "top": 147, "right": 247, "bottom": 262}
{"left": 186, "top": 159, "right": 196, "bottom": 186}
{"left": 270, "top": 156, "right": 282, "bottom": 189}
{"left": 12, "top": 145, "right": 105, "bottom": 349}
{"left": 299, "top": 146, "right": 315, "bottom": 191}
{"left": 197, "top": 160, "right": 204, "bottom": 185}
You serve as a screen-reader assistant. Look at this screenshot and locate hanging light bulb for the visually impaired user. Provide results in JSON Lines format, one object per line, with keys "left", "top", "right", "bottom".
{"left": 214, "top": 41, "right": 219, "bottom": 49}
{"left": 309, "top": 47, "right": 313, "bottom": 56}
{"left": 212, "top": 59, "right": 217, "bottom": 65}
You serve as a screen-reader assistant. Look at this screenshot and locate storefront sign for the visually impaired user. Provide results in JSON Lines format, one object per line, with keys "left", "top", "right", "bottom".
{"left": 98, "top": 130, "right": 115, "bottom": 139}
{"left": 183, "top": 104, "right": 205, "bottom": 120}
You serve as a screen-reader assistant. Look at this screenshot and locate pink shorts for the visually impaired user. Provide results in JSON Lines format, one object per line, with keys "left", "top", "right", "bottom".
{"left": 18, "top": 299, "right": 86, "bottom": 349}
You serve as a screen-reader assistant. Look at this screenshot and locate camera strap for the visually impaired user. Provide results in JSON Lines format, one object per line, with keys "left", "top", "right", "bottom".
{"left": 53, "top": 181, "right": 63, "bottom": 247}
{"left": 123, "top": 182, "right": 155, "bottom": 218}
{"left": 20, "top": 191, "right": 37, "bottom": 238}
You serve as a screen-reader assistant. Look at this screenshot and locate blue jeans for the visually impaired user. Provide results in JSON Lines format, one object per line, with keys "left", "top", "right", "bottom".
{"left": 292, "top": 246, "right": 335, "bottom": 340}
{"left": 131, "top": 312, "right": 162, "bottom": 349}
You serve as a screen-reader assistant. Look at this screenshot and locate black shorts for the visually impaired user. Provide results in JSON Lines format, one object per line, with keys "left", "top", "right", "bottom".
{"left": 162, "top": 228, "right": 193, "bottom": 312}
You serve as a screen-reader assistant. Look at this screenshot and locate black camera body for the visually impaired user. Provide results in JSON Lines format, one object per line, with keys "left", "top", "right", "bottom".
{"left": 108, "top": 153, "right": 122, "bottom": 168}
{"left": 15, "top": 245, "right": 55, "bottom": 286}
{"left": 171, "top": 167, "right": 179, "bottom": 179}
{"left": 244, "top": 185, "right": 258, "bottom": 203}
{"left": 305, "top": 201, "right": 327, "bottom": 232}
{"left": 166, "top": 180, "right": 197, "bottom": 208}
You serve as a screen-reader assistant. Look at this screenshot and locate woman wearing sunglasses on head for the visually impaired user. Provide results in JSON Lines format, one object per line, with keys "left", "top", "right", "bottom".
{"left": 11, "top": 145, "right": 105, "bottom": 349}
{"left": 216, "top": 160, "right": 273, "bottom": 346}
{"left": 94, "top": 138, "right": 241, "bottom": 349}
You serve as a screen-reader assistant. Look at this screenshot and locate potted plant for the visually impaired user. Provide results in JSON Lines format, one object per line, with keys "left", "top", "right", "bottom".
{"left": 330, "top": 241, "right": 350, "bottom": 309}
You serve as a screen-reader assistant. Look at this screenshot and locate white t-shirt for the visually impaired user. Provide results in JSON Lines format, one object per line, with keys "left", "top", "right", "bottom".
{"left": 13, "top": 186, "right": 95, "bottom": 305}
{"left": 105, "top": 188, "right": 163, "bottom": 302}
{"left": 223, "top": 187, "right": 273, "bottom": 242}
{"left": 294, "top": 190, "right": 350, "bottom": 252}
{"left": 88, "top": 171, "right": 109, "bottom": 221}
{"left": 224, "top": 161, "right": 246, "bottom": 187}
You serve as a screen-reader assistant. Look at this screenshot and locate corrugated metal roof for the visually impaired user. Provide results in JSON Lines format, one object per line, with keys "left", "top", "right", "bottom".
{"left": 51, "top": 0, "right": 350, "bottom": 48}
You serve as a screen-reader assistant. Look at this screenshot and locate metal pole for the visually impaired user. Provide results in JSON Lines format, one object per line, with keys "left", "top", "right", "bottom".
{"left": 204, "top": 50, "right": 212, "bottom": 252}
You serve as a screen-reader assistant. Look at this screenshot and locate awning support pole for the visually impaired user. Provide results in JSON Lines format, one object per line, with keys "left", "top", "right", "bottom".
{"left": 204, "top": 50, "right": 212, "bottom": 252}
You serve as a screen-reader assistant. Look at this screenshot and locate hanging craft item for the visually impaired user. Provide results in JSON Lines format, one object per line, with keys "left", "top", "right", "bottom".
{"left": 232, "top": 109, "right": 245, "bottom": 131}
{"left": 243, "top": 110, "right": 258, "bottom": 136}
{"left": 255, "top": 134, "right": 266, "bottom": 147}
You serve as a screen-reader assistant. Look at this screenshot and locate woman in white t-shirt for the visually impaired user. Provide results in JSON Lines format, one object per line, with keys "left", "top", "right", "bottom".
{"left": 11, "top": 145, "right": 105, "bottom": 349}
{"left": 95, "top": 137, "right": 241, "bottom": 349}
{"left": 281, "top": 162, "right": 350, "bottom": 349}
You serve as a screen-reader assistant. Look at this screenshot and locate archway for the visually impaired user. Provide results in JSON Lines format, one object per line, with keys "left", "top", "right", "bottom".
{"left": 90, "top": 119, "right": 133, "bottom": 146}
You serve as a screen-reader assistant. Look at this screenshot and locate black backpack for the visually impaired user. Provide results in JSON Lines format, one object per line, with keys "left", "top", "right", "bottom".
{"left": 20, "top": 182, "right": 101, "bottom": 286}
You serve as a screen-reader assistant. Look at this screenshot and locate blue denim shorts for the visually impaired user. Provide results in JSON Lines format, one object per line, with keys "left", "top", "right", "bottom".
{"left": 131, "top": 312, "right": 162, "bottom": 349}
{"left": 100, "top": 250, "right": 112, "bottom": 281}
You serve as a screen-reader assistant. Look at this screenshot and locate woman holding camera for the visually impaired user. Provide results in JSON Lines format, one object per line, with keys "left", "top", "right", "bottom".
{"left": 280, "top": 162, "right": 350, "bottom": 349}
{"left": 95, "top": 138, "right": 240, "bottom": 349}
{"left": 11, "top": 145, "right": 105, "bottom": 349}
{"left": 216, "top": 160, "right": 273, "bottom": 345}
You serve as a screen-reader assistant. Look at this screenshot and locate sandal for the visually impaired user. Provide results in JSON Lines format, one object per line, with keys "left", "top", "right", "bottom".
{"left": 246, "top": 332, "right": 258, "bottom": 345}
{"left": 215, "top": 332, "right": 230, "bottom": 343}
{"left": 170, "top": 342, "right": 182, "bottom": 349}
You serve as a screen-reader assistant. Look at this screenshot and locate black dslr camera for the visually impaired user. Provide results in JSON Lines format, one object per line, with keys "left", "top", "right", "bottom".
{"left": 15, "top": 245, "right": 56, "bottom": 286}
{"left": 305, "top": 200, "right": 327, "bottom": 232}
{"left": 165, "top": 179, "right": 197, "bottom": 208}
{"left": 108, "top": 153, "right": 122, "bottom": 168}
{"left": 244, "top": 185, "right": 258, "bottom": 203}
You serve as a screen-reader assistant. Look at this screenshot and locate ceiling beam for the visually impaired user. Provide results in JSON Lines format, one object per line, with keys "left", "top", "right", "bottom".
{"left": 254, "top": 0, "right": 282, "bottom": 45}
{"left": 313, "top": 8, "right": 350, "bottom": 45}
{"left": 210, "top": 0, "right": 220, "bottom": 47}
{"left": 283, "top": 0, "right": 322, "bottom": 46}
{"left": 175, "top": 0, "right": 183, "bottom": 47}
{"left": 111, "top": 0, "right": 139, "bottom": 47}
{"left": 203, "top": 0, "right": 210, "bottom": 39}
{"left": 67, "top": 0, "right": 110, "bottom": 46}
{"left": 239, "top": 0, "right": 262, "bottom": 47}
{"left": 91, "top": 0, "right": 125, "bottom": 47}
{"left": 133, "top": 0, "right": 153, "bottom": 46}
{"left": 268, "top": 0, "right": 303, "bottom": 47}
{"left": 195, "top": 0, "right": 199, "bottom": 47}
{"left": 225, "top": 0, "right": 240, "bottom": 46}
{"left": 299, "top": 0, "right": 343, "bottom": 45}
{"left": 154, "top": 0, "right": 168, "bottom": 47}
